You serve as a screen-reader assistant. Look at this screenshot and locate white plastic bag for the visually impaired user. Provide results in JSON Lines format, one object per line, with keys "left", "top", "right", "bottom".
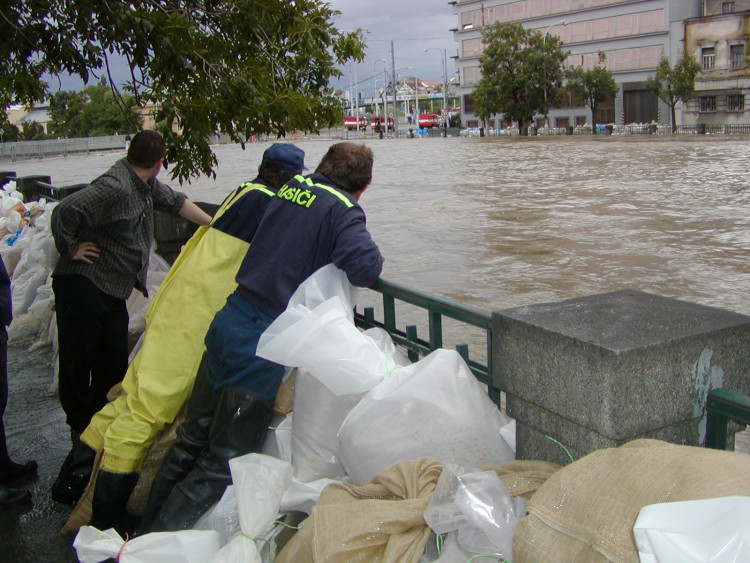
{"left": 193, "top": 485, "right": 240, "bottom": 547}
{"left": 290, "top": 328, "right": 410, "bottom": 483}
{"left": 257, "top": 296, "right": 395, "bottom": 395}
{"left": 73, "top": 526, "right": 221, "bottom": 563}
{"left": 285, "top": 263, "right": 357, "bottom": 320}
{"left": 337, "top": 348, "right": 515, "bottom": 486}
{"left": 423, "top": 465, "right": 525, "bottom": 560}
{"left": 634, "top": 496, "right": 750, "bottom": 563}
{"left": 209, "top": 453, "right": 293, "bottom": 563}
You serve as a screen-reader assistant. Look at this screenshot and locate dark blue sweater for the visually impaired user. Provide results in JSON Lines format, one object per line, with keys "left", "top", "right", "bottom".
{"left": 235, "top": 173, "right": 383, "bottom": 316}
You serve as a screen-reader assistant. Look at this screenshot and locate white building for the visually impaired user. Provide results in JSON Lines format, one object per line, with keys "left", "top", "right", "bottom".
{"left": 450, "top": 0, "right": 701, "bottom": 129}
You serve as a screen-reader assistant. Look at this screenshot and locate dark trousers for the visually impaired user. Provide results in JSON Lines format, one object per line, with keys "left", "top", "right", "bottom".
{"left": 0, "top": 327, "right": 10, "bottom": 464}
{"left": 53, "top": 275, "right": 129, "bottom": 434}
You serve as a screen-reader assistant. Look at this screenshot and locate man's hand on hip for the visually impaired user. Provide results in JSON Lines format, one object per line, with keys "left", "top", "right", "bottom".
{"left": 73, "top": 242, "right": 101, "bottom": 264}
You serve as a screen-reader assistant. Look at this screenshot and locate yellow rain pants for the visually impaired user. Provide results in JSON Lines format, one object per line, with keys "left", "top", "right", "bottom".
{"left": 80, "top": 182, "right": 271, "bottom": 473}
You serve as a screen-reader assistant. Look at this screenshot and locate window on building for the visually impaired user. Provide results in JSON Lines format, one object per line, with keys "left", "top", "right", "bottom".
{"left": 702, "top": 47, "right": 716, "bottom": 70}
{"left": 727, "top": 94, "right": 744, "bottom": 111}
{"left": 463, "top": 94, "right": 475, "bottom": 115}
{"left": 723, "top": 2, "right": 735, "bottom": 14}
{"left": 575, "top": 115, "right": 587, "bottom": 126}
{"left": 730, "top": 44, "right": 745, "bottom": 68}
{"left": 463, "top": 66, "right": 481, "bottom": 86}
{"left": 700, "top": 96, "right": 717, "bottom": 112}
{"left": 555, "top": 116, "right": 570, "bottom": 128}
{"left": 462, "top": 38, "right": 481, "bottom": 58}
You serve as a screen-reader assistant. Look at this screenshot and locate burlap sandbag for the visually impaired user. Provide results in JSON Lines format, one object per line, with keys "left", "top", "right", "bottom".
{"left": 276, "top": 457, "right": 443, "bottom": 563}
{"left": 487, "top": 459, "right": 562, "bottom": 500}
{"left": 513, "top": 438, "right": 750, "bottom": 563}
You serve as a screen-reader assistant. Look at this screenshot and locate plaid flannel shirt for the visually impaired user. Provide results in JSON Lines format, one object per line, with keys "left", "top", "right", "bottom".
{"left": 51, "top": 158, "right": 187, "bottom": 299}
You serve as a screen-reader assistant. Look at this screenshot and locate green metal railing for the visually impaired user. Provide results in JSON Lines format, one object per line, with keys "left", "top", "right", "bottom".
{"left": 354, "top": 278, "right": 501, "bottom": 405}
{"left": 705, "top": 388, "right": 750, "bottom": 450}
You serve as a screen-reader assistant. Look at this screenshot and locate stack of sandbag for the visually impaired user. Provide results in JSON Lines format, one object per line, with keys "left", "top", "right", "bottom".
{"left": 0, "top": 182, "right": 56, "bottom": 344}
{"left": 513, "top": 439, "right": 750, "bottom": 562}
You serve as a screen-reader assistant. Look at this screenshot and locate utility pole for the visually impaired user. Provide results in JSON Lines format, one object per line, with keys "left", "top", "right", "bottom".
{"left": 391, "top": 40, "right": 398, "bottom": 138}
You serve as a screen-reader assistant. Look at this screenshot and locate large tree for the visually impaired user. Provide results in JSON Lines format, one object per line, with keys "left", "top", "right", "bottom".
{"left": 645, "top": 51, "right": 701, "bottom": 133}
{"left": 565, "top": 52, "right": 618, "bottom": 129}
{"left": 472, "top": 22, "right": 567, "bottom": 133}
{"left": 1, "top": 1, "right": 366, "bottom": 181}
{"left": 48, "top": 90, "right": 89, "bottom": 138}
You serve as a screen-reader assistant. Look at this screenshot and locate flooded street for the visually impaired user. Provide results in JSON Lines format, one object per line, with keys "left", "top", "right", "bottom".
{"left": 2, "top": 134, "right": 750, "bottom": 559}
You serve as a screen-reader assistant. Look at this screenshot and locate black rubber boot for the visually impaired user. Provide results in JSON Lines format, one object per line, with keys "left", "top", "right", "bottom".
{"left": 148, "top": 387, "right": 273, "bottom": 532}
{"left": 0, "top": 484, "right": 31, "bottom": 508}
{"left": 50, "top": 439, "right": 97, "bottom": 505}
{"left": 139, "top": 357, "right": 219, "bottom": 532}
{"left": 88, "top": 470, "right": 140, "bottom": 537}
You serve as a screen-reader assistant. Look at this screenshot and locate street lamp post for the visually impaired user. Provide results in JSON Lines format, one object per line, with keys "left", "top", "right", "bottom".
{"left": 374, "top": 58, "right": 387, "bottom": 118}
{"left": 414, "top": 75, "right": 418, "bottom": 124}
{"left": 341, "top": 28, "right": 370, "bottom": 134}
{"left": 543, "top": 19, "right": 568, "bottom": 132}
{"left": 424, "top": 47, "right": 448, "bottom": 112}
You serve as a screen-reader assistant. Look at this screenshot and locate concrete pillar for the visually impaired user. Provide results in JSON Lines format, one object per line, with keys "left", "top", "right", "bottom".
{"left": 492, "top": 290, "right": 750, "bottom": 465}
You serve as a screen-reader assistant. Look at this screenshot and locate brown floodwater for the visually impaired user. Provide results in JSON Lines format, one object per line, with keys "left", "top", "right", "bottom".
{"left": 8, "top": 134, "right": 750, "bottom": 356}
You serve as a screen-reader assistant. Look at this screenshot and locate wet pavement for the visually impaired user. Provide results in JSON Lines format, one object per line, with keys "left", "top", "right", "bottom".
{"left": 1, "top": 336, "right": 79, "bottom": 562}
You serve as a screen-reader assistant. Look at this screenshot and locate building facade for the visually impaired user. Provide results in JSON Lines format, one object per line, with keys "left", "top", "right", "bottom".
{"left": 450, "top": 0, "right": 701, "bottom": 129}
{"left": 683, "top": 0, "right": 750, "bottom": 126}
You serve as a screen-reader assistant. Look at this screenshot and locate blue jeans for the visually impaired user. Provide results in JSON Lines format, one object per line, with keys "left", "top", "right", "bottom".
{"left": 204, "top": 292, "right": 285, "bottom": 405}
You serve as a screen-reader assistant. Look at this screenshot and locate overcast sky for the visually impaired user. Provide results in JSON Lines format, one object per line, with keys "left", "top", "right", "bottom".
{"left": 326, "top": 0, "right": 457, "bottom": 95}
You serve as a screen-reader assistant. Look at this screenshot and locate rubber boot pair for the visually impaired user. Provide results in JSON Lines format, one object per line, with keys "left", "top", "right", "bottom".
{"left": 88, "top": 470, "right": 140, "bottom": 537}
{"left": 139, "top": 357, "right": 219, "bottom": 532}
{"left": 50, "top": 439, "right": 97, "bottom": 505}
{"left": 146, "top": 387, "right": 273, "bottom": 533}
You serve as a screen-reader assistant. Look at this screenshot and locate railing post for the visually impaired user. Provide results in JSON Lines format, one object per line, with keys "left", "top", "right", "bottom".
{"left": 405, "top": 325, "right": 419, "bottom": 363}
{"left": 428, "top": 311, "right": 442, "bottom": 349}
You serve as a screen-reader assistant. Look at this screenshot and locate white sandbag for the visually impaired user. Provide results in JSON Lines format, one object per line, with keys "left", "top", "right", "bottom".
{"left": 126, "top": 249, "right": 171, "bottom": 336}
{"left": 338, "top": 348, "right": 515, "bottom": 486}
{"left": 290, "top": 370, "right": 364, "bottom": 482}
{"left": 0, "top": 229, "right": 32, "bottom": 277}
{"left": 633, "top": 496, "right": 750, "bottom": 563}
{"left": 286, "top": 263, "right": 358, "bottom": 320}
{"left": 193, "top": 485, "right": 240, "bottom": 548}
{"left": 73, "top": 526, "right": 221, "bottom": 563}
{"left": 424, "top": 464, "right": 525, "bottom": 560}
{"left": 257, "top": 263, "right": 395, "bottom": 396}
{"left": 268, "top": 414, "right": 345, "bottom": 514}
{"left": 290, "top": 328, "right": 409, "bottom": 483}
{"left": 209, "top": 453, "right": 293, "bottom": 563}
{"left": 10, "top": 228, "right": 58, "bottom": 318}
{"left": 11, "top": 263, "right": 49, "bottom": 318}
{"left": 257, "top": 297, "right": 395, "bottom": 395}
